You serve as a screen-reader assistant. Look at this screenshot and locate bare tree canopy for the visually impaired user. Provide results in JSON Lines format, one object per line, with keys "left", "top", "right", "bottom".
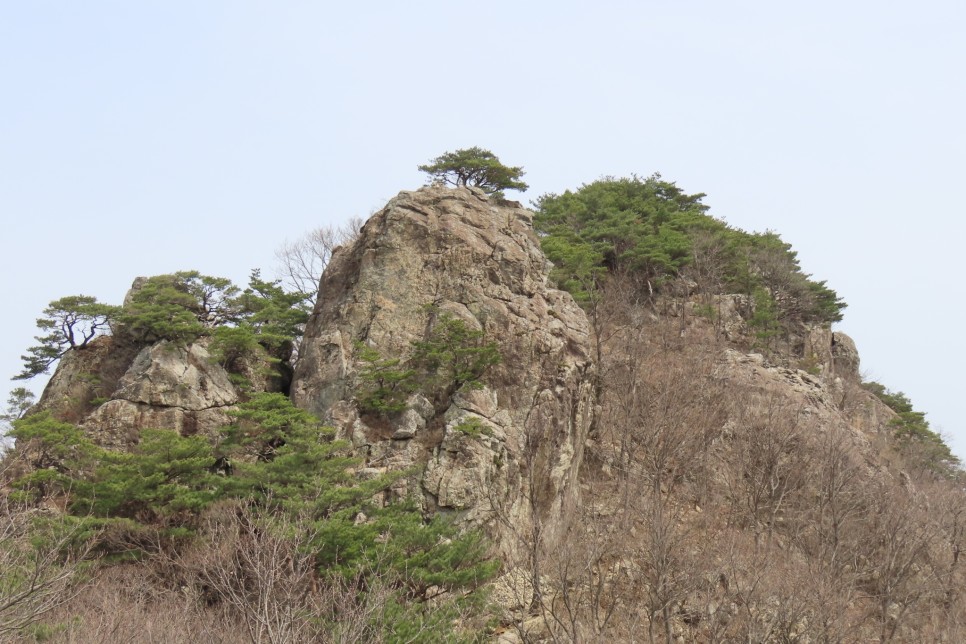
{"left": 274, "top": 217, "right": 363, "bottom": 303}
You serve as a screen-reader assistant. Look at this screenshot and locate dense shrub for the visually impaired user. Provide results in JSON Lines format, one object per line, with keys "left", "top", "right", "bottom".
{"left": 534, "top": 175, "right": 846, "bottom": 328}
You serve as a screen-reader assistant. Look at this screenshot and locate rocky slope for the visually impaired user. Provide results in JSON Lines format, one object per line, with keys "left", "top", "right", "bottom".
{"left": 32, "top": 185, "right": 597, "bottom": 559}
{"left": 292, "top": 185, "right": 596, "bottom": 555}
{"left": 33, "top": 296, "right": 281, "bottom": 449}
{"left": 23, "top": 184, "right": 964, "bottom": 641}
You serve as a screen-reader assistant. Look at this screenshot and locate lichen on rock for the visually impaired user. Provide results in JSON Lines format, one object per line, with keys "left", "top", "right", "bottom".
{"left": 291, "top": 185, "right": 597, "bottom": 557}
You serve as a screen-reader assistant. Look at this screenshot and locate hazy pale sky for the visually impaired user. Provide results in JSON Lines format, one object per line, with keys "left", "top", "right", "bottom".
{"left": 2, "top": 2, "right": 964, "bottom": 453}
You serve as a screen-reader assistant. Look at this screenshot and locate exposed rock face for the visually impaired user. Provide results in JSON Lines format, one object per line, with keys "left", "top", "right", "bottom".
{"left": 34, "top": 334, "right": 142, "bottom": 425}
{"left": 292, "top": 186, "right": 596, "bottom": 555}
{"left": 34, "top": 279, "right": 283, "bottom": 448}
{"left": 721, "top": 348, "right": 871, "bottom": 444}
{"left": 831, "top": 331, "right": 860, "bottom": 377}
{"left": 804, "top": 326, "right": 861, "bottom": 379}
{"left": 80, "top": 340, "right": 240, "bottom": 447}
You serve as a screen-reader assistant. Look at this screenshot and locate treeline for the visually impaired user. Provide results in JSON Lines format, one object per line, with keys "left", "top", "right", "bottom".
{"left": 15, "top": 270, "right": 309, "bottom": 386}
{"left": 534, "top": 175, "right": 846, "bottom": 337}
{"left": 14, "top": 214, "right": 362, "bottom": 386}
{"left": 863, "top": 381, "right": 959, "bottom": 474}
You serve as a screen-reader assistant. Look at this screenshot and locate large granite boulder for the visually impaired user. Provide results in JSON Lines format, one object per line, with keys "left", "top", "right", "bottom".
{"left": 80, "top": 339, "right": 240, "bottom": 447}
{"left": 291, "top": 186, "right": 597, "bottom": 556}
{"left": 31, "top": 279, "right": 285, "bottom": 448}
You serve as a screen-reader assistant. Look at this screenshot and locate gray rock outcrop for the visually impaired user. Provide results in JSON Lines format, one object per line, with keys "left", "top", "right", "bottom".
{"left": 33, "top": 334, "right": 142, "bottom": 425}
{"left": 80, "top": 339, "right": 240, "bottom": 447}
{"left": 803, "top": 326, "right": 861, "bottom": 379}
{"left": 33, "top": 279, "right": 283, "bottom": 447}
{"left": 291, "top": 186, "right": 597, "bottom": 556}
{"left": 831, "top": 331, "right": 860, "bottom": 377}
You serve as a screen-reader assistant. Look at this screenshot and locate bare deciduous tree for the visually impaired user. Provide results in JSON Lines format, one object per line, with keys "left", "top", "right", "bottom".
{"left": 0, "top": 501, "right": 94, "bottom": 638}
{"left": 275, "top": 218, "right": 363, "bottom": 303}
{"left": 177, "top": 501, "right": 412, "bottom": 644}
{"left": 726, "top": 394, "right": 812, "bottom": 546}
{"left": 858, "top": 484, "right": 940, "bottom": 643}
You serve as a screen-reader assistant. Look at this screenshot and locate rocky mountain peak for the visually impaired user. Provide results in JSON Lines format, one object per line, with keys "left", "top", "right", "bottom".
{"left": 13, "top": 180, "right": 964, "bottom": 641}
{"left": 291, "top": 185, "right": 597, "bottom": 554}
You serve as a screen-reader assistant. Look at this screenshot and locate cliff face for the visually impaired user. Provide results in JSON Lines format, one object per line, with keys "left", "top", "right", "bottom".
{"left": 36, "top": 337, "right": 261, "bottom": 448}
{"left": 33, "top": 292, "right": 282, "bottom": 448}
{"left": 291, "top": 186, "right": 596, "bottom": 553}
{"left": 22, "top": 183, "right": 964, "bottom": 640}
{"left": 32, "top": 187, "right": 597, "bottom": 556}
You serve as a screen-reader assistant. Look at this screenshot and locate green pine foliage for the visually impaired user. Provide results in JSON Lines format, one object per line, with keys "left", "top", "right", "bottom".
{"left": 6, "top": 393, "right": 498, "bottom": 617}
{"left": 863, "top": 382, "right": 959, "bottom": 474}
{"left": 749, "top": 287, "right": 781, "bottom": 347}
{"left": 220, "top": 393, "right": 400, "bottom": 515}
{"left": 411, "top": 315, "right": 501, "bottom": 400}
{"left": 209, "top": 271, "right": 312, "bottom": 374}
{"left": 419, "top": 147, "right": 528, "bottom": 196}
{"left": 221, "top": 394, "right": 500, "bottom": 632}
{"left": 17, "top": 268, "right": 313, "bottom": 382}
{"left": 221, "top": 394, "right": 497, "bottom": 592}
{"left": 208, "top": 325, "right": 265, "bottom": 372}
{"left": 355, "top": 313, "right": 501, "bottom": 415}
{"left": 7, "top": 412, "right": 99, "bottom": 502}
{"left": 221, "top": 394, "right": 498, "bottom": 609}
{"left": 370, "top": 503, "right": 498, "bottom": 595}
{"left": 234, "top": 269, "right": 311, "bottom": 353}
{"left": 355, "top": 342, "right": 418, "bottom": 415}
{"left": 15, "top": 296, "right": 119, "bottom": 380}
{"left": 534, "top": 175, "right": 847, "bottom": 328}
{"left": 73, "top": 429, "right": 220, "bottom": 528}
{"left": 116, "top": 272, "right": 216, "bottom": 344}
{"left": 534, "top": 174, "right": 710, "bottom": 294}
{"left": 313, "top": 501, "right": 499, "bottom": 596}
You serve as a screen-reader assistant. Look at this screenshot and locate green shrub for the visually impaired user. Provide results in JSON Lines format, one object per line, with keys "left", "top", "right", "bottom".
{"left": 864, "top": 381, "right": 959, "bottom": 474}
{"left": 454, "top": 417, "right": 492, "bottom": 439}
{"left": 209, "top": 325, "right": 265, "bottom": 372}
{"left": 219, "top": 394, "right": 498, "bottom": 600}
{"left": 73, "top": 429, "right": 220, "bottom": 528}
{"left": 534, "top": 175, "right": 847, "bottom": 327}
{"left": 8, "top": 392, "right": 499, "bottom": 638}
{"left": 749, "top": 287, "right": 781, "bottom": 347}
{"left": 355, "top": 342, "right": 418, "bottom": 415}
{"left": 116, "top": 272, "right": 215, "bottom": 344}
{"left": 7, "top": 412, "right": 99, "bottom": 503}
{"left": 411, "top": 314, "right": 501, "bottom": 400}
{"left": 355, "top": 314, "right": 501, "bottom": 416}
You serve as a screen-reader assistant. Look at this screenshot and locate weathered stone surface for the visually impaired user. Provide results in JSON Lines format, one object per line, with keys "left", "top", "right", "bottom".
{"left": 80, "top": 339, "right": 239, "bottom": 446}
{"left": 423, "top": 405, "right": 509, "bottom": 518}
{"left": 831, "top": 331, "right": 860, "bottom": 377}
{"left": 719, "top": 347, "right": 886, "bottom": 462}
{"left": 803, "top": 326, "right": 861, "bottom": 380}
{"left": 112, "top": 340, "right": 238, "bottom": 409}
{"left": 33, "top": 334, "right": 142, "bottom": 425}
{"left": 291, "top": 185, "right": 596, "bottom": 556}
{"left": 392, "top": 407, "right": 425, "bottom": 440}
{"left": 30, "top": 274, "right": 294, "bottom": 449}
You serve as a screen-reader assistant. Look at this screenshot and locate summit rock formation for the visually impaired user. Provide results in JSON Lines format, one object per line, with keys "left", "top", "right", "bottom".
{"left": 19, "top": 181, "right": 965, "bottom": 642}
{"left": 291, "top": 185, "right": 596, "bottom": 554}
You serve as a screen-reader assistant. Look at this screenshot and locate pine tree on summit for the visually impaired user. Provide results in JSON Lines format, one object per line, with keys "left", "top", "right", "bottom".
{"left": 418, "top": 147, "right": 528, "bottom": 196}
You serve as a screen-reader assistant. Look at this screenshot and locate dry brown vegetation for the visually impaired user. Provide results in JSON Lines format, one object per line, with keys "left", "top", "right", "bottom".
{"left": 4, "top": 272, "right": 965, "bottom": 643}
{"left": 0, "top": 500, "right": 467, "bottom": 643}
{"left": 502, "top": 280, "right": 966, "bottom": 643}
